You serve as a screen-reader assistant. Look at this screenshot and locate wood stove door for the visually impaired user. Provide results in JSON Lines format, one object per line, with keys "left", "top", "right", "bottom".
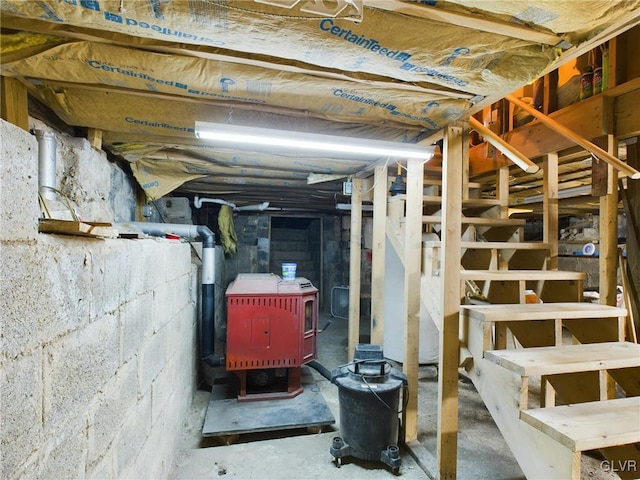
{"left": 302, "top": 297, "right": 317, "bottom": 362}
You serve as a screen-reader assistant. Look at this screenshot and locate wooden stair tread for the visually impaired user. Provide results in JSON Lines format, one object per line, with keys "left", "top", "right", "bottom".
{"left": 423, "top": 241, "right": 551, "bottom": 250}
{"left": 484, "top": 342, "right": 640, "bottom": 376}
{"left": 520, "top": 397, "right": 640, "bottom": 451}
{"left": 461, "top": 302, "right": 627, "bottom": 322}
{"left": 460, "top": 270, "right": 585, "bottom": 281}
{"left": 420, "top": 216, "right": 525, "bottom": 226}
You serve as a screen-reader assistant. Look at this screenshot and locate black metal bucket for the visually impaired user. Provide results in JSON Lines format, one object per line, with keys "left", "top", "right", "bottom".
{"left": 330, "top": 344, "right": 407, "bottom": 473}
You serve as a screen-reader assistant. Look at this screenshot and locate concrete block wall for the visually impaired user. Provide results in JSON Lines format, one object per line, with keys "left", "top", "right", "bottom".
{"left": 0, "top": 120, "right": 198, "bottom": 479}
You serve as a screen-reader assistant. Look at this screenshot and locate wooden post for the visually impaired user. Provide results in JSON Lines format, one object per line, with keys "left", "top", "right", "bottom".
{"left": 626, "top": 139, "right": 640, "bottom": 332}
{"left": 348, "top": 178, "right": 363, "bottom": 360}
{"left": 371, "top": 165, "right": 387, "bottom": 346}
{"left": 401, "top": 158, "right": 424, "bottom": 442}
{"left": 1, "top": 77, "right": 29, "bottom": 131}
{"left": 438, "top": 124, "right": 464, "bottom": 479}
{"left": 597, "top": 136, "right": 619, "bottom": 306}
{"left": 87, "top": 128, "right": 103, "bottom": 150}
{"left": 497, "top": 165, "right": 510, "bottom": 269}
{"left": 544, "top": 153, "right": 559, "bottom": 270}
{"left": 542, "top": 71, "right": 558, "bottom": 115}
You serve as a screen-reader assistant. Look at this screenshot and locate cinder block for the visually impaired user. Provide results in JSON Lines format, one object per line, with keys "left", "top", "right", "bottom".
{"left": 236, "top": 245, "right": 257, "bottom": 272}
{"left": 9, "top": 452, "right": 38, "bottom": 480}
{"left": 151, "top": 283, "right": 172, "bottom": 334}
{"left": 57, "top": 136, "right": 116, "bottom": 223}
{"left": 0, "top": 120, "right": 39, "bottom": 241}
{"left": 151, "top": 366, "right": 177, "bottom": 424}
{"left": 115, "top": 393, "right": 152, "bottom": 477}
{"left": 109, "top": 166, "right": 136, "bottom": 223}
{"left": 40, "top": 235, "right": 92, "bottom": 323}
{"left": 91, "top": 240, "right": 133, "bottom": 316}
{"left": 134, "top": 239, "right": 167, "bottom": 294}
{"left": 129, "top": 402, "right": 181, "bottom": 480}
{"left": 0, "top": 238, "right": 91, "bottom": 359}
{"left": 43, "top": 313, "right": 119, "bottom": 432}
{"left": 86, "top": 443, "right": 115, "bottom": 480}
{"left": 0, "top": 350, "right": 43, "bottom": 478}
{"left": 87, "top": 359, "right": 138, "bottom": 464}
{"left": 137, "top": 326, "right": 167, "bottom": 395}
{"left": 36, "top": 419, "right": 87, "bottom": 480}
{"left": 169, "top": 304, "right": 197, "bottom": 381}
{"left": 163, "top": 241, "right": 192, "bottom": 281}
{"left": 120, "top": 292, "right": 154, "bottom": 363}
{"left": 151, "top": 272, "right": 194, "bottom": 334}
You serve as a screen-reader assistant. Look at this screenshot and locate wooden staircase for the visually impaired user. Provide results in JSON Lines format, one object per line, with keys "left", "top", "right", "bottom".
{"left": 385, "top": 155, "right": 640, "bottom": 478}
{"left": 462, "top": 301, "right": 639, "bottom": 479}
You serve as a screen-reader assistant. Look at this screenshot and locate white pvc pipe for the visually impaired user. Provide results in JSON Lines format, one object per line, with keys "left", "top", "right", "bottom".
{"left": 35, "top": 130, "right": 57, "bottom": 200}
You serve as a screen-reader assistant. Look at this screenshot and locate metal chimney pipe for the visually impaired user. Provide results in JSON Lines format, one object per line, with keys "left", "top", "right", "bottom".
{"left": 35, "top": 130, "right": 57, "bottom": 200}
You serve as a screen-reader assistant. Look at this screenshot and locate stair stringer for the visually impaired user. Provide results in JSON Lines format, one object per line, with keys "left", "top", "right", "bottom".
{"left": 466, "top": 356, "right": 580, "bottom": 480}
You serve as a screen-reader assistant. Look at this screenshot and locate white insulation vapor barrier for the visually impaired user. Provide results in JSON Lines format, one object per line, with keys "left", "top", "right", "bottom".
{"left": 0, "top": 39, "right": 471, "bottom": 132}
{"left": 0, "top": 0, "right": 563, "bottom": 94}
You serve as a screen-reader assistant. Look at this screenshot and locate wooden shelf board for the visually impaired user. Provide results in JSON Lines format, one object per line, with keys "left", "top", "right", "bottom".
{"left": 422, "top": 195, "right": 501, "bottom": 207}
{"left": 38, "top": 219, "right": 118, "bottom": 238}
{"left": 423, "top": 241, "right": 551, "bottom": 250}
{"left": 420, "top": 216, "right": 526, "bottom": 226}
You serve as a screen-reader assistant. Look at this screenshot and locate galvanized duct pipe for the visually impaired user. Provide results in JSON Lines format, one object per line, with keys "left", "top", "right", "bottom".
{"left": 35, "top": 130, "right": 57, "bottom": 200}
{"left": 130, "top": 222, "right": 224, "bottom": 367}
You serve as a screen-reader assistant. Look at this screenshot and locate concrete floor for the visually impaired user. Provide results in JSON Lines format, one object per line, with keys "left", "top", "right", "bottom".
{"left": 170, "top": 312, "right": 616, "bottom": 480}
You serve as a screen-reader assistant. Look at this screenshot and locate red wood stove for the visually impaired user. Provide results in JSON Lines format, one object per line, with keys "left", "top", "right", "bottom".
{"left": 225, "top": 273, "right": 318, "bottom": 401}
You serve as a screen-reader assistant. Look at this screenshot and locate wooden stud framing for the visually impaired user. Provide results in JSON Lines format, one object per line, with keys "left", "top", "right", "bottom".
{"left": 626, "top": 140, "right": 640, "bottom": 332}
{"left": 371, "top": 165, "right": 387, "bottom": 345}
{"left": 1, "top": 76, "right": 29, "bottom": 131}
{"left": 87, "top": 128, "right": 103, "bottom": 150}
{"left": 348, "top": 178, "right": 363, "bottom": 360}
{"left": 437, "top": 124, "right": 464, "bottom": 479}
{"left": 543, "top": 71, "right": 559, "bottom": 115}
{"left": 544, "top": 153, "right": 560, "bottom": 270}
{"left": 402, "top": 158, "right": 424, "bottom": 442}
{"left": 598, "top": 135, "right": 619, "bottom": 306}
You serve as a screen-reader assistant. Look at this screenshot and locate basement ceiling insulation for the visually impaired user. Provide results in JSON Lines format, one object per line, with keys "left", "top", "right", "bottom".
{"left": 1, "top": 0, "right": 639, "bottom": 211}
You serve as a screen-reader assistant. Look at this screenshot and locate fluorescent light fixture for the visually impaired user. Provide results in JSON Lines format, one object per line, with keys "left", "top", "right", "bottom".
{"left": 195, "top": 121, "right": 435, "bottom": 160}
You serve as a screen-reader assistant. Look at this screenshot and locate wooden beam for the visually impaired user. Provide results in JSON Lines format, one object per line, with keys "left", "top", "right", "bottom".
{"left": 437, "top": 124, "right": 464, "bottom": 479}
{"left": 366, "top": 1, "right": 565, "bottom": 46}
{"left": 87, "top": 128, "right": 103, "bottom": 150}
{"left": 371, "top": 165, "right": 387, "bottom": 345}
{"left": 506, "top": 95, "right": 640, "bottom": 179}
{"left": 597, "top": 136, "right": 619, "bottom": 306}
{"left": 544, "top": 153, "right": 560, "bottom": 270}
{"left": 616, "top": 88, "right": 640, "bottom": 140}
{"left": 1, "top": 76, "right": 29, "bottom": 131}
{"left": 402, "top": 157, "right": 424, "bottom": 443}
{"left": 469, "top": 117, "right": 539, "bottom": 173}
{"left": 543, "top": 71, "right": 559, "bottom": 115}
{"left": 348, "top": 178, "right": 363, "bottom": 361}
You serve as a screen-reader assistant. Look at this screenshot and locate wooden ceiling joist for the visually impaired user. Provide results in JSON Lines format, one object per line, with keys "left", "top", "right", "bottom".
{"left": 368, "top": 1, "right": 566, "bottom": 47}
